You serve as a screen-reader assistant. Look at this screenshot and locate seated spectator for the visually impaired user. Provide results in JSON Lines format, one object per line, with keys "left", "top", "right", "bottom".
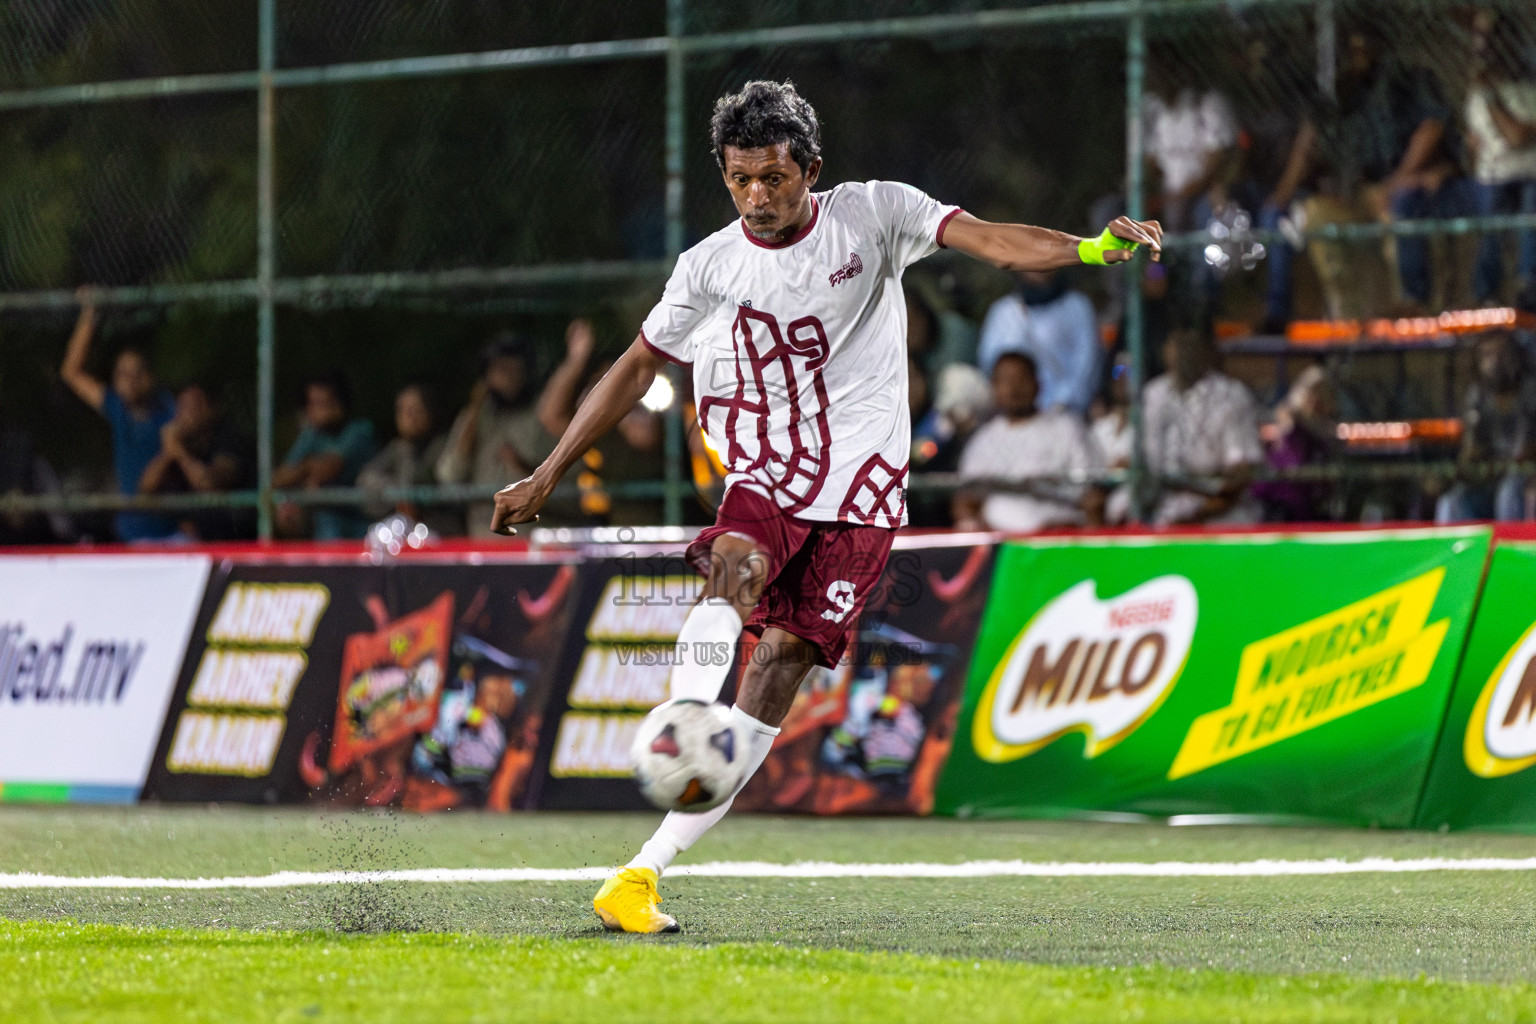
{"left": 1109, "top": 327, "right": 1263, "bottom": 526}
{"left": 1437, "top": 331, "right": 1536, "bottom": 522}
{"left": 437, "top": 332, "right": 557, "bottom": 536}
{"left": 906, "top": 285, "right": 978, "bottom": 376}
{"left": 1253, "top": 365, "right": 1337, "bottom": 522}
{"left": 58, "top": 295, "right": 178, "bottom": 542}
{"left": 1289, "top": 25, "right": 1462, "bottom": 316}
{"left": 1090, "top": 352, "right": 1134, "bottom": 471}
{"left": 537, "top": 320, "right": 663, "bottom": 526}
{"left": 1466, "top": 9, "right": 1536, "bottom": 307}
{"left": 0, "top": 424, "right": 72, "bottom": 545}
{"left": 357, "top": 383, "right": 457, "bottom": 537}
{"left": 273, "top": 371, "right": 376, "bottom": 540}
{"left": 952, "top": 353, "right": 1103, "bottom": 533}
{"left": 912, "top": 362, "right": 991, "bottom": 473}
{"left": 1143, "top": 56, "right": 1241, "bottom": 234}
{"left": 977, "top": 268, "right": 1100, "bottom": 416}
{"left": 138, "top": 382, "right": 252, "bottom": 540}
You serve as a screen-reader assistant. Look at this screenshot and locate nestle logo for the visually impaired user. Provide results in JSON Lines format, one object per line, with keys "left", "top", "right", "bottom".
{"left": 1107, "top": 598, "right": 1175, "bottom": 630}
{"left": 829, "top": 251, "right": 863, "bottom": 287}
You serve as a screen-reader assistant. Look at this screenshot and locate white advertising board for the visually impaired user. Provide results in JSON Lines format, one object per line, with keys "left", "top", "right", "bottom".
{"left": 0, "top": 554, "right": 210, "bottom": 800}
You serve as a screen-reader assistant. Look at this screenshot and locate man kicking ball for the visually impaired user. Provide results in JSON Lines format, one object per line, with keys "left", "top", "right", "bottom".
{"left": 490, "top": 80, "right": 1160, "bottom": 932}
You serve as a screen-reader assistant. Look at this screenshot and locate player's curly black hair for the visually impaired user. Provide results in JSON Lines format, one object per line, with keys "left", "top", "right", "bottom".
{"left": 710, "top": 80, "right": 822, "bottom": 174}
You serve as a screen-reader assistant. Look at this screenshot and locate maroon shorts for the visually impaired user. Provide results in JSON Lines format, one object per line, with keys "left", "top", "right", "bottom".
{"left": 684, "top": 485, "right": 895, "bottom": 667}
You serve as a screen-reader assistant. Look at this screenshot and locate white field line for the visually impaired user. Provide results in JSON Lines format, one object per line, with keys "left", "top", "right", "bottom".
{"left": 5, "top": 857, "right": 1536, "bottom": 889}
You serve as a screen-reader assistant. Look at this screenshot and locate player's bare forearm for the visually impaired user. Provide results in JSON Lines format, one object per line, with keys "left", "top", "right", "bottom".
{"left": 490, "top": 336, "right": 664, "bottom": 534}
{"left": 942, "top": 212, "right": 1161, "bottom": 271}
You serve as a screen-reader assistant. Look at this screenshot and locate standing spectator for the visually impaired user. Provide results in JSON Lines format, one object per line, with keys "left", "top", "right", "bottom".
{"left": 536, "top": 320, "right": 664, "bottom": 526}
{"left": 1465, "top": 9, "right": 1536, "bottom": 306}
{"left": 437, "top": 332, "right": 557, "bottom": 536}
{"left": 1253, "top": 365, "right": 1337, "bottom": 522}
{"left": 952, "top": 353, "right": 1103, "bottom": 533}
{"left": 976, "top": 269, "right": 1101, "bottom": 416}
{"left": 58, "top": 295, "right": 178, "bottom": 542}
{"left": 1090, "top": 351, "right": 1134, "bottom": 471}
{"left": 1294, "top": 26, "right": 1462, "bottom": 316}
{"left": 1437, "top": 331, "right": 1536, "bottom": 522}
{"left": 138, "top": 382, "right": 252, "bottom": 540}
{"left": 1111, "top": 327, "right": 1264, "bottom": 526}
{"left": 357, "top": 383, "right": 457, "bottom": 537}
{"left": 273, "top": 371, "right": 375, "bottom": 540}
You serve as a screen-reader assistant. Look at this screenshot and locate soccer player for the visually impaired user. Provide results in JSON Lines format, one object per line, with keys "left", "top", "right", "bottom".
{"left": 490, "top": 80, "right": 1160, "bottom": 932}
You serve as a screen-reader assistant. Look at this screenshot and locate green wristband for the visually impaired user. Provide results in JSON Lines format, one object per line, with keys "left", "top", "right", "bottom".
{"left": 1078, "top": 227, "right": 1138, "bottom": 266}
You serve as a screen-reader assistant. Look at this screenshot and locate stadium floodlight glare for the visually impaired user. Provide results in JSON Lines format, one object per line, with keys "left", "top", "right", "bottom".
{"left": 641, "top": 375, "right": 675, "bottom": 412}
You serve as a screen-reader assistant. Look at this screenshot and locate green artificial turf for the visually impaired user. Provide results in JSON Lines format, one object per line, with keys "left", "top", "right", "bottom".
{"left": 6, "top": 919, "right": 1536, "bottom": 1024}
{"left": 5, "top": 806, "right": 1536, "bottom": 1021}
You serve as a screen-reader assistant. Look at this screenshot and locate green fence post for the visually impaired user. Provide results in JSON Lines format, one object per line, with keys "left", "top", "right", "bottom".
{"left": 255, "top": 0, "right": 277, "bottom": 541}
{"left": 1124, "top": 0, "right": 1148, "bottom": 524}
{"left": 662, "top": 0, "right": 688, "bottom": 527}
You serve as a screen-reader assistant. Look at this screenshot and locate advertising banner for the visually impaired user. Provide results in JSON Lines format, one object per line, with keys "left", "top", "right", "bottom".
{"left": 1416, "top": 539, "right": 1536, "bottom": 831}
{"left": 142, "top": 557, "right": 580, "bottom": 811}
{"left": 934, "top": 528, "right": 1490, "bottom": 826}
{"left": 0, "top": 554, "right": 210, "bottom": 802}
{"left": 531, "top": 536, "right": 995, "bottom": 814}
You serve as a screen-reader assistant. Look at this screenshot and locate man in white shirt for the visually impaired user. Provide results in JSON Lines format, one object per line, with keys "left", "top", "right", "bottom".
{"left": 1144, "top": 73, "right": 1239, "bottom": 232}
{"left": 490, "top": 80, "right": 1161, "bottom": 933}
{"left": 1466, "top": 10, "right": 1536, "bottom": 304}
{"left": 953, "top": 353, "right": 1103, "bottom": 532}
{"left": 1109, "top": 328, "right": 1263, "bottom": 526}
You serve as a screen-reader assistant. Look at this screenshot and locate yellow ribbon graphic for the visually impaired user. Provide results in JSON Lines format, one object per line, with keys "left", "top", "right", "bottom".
{"left": 1169, "top": 568, "right": 1448, "bottom": 780}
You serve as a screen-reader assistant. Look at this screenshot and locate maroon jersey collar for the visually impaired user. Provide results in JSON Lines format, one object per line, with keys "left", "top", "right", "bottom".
{"left": 740, "top": 195, "right": 820, "bottom": 250}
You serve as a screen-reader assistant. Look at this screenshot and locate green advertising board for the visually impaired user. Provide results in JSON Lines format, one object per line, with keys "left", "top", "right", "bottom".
{"left": 1417, "top": 540, "right": 1536, "bottom": 831}
{"left": 934, "top": 528, "right": 1490, "bottom": 826}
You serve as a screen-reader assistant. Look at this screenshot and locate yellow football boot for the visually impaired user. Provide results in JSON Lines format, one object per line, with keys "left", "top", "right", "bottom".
{"left": 592, "top": 866, "right": 679, "bottom": 933}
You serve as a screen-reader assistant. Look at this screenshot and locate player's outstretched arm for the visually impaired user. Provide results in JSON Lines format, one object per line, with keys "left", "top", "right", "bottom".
{"left": 490, "top": 335, "right": 667, "bottom": 536}
{"left": 941, "top": 212, "right": 1161, "bottom": 272}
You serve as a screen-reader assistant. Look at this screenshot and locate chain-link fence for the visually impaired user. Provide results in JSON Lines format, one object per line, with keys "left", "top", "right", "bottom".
{"left": 2, "top": 0, "right": 1534, "bottom": 541}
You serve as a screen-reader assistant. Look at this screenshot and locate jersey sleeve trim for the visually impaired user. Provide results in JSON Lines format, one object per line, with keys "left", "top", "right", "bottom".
{"left": 935, "top": 207, "right": 964, "bottom": 249}
{"left": 639, "top": 329, "right": 690, "bottom": 366}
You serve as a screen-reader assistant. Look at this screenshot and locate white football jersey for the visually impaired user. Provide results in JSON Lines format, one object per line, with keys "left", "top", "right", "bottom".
{"left": 641, "top": 180, "right": 961, "bottom": 528}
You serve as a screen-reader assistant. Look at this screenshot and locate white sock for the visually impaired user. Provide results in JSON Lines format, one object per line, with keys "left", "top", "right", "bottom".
{"left": 628, "top": 705, "right": 779, "bottom": 877}
{"left": 669, "top": 599, "right": 744, "bottom": 703}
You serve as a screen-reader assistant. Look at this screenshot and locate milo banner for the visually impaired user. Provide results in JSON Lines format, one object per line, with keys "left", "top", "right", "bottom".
{"left": 142, "top": 557, "right": 580, "bottom": 811}
{"left": 532, "top": 536, "right": 995, "bottom": 814}
{"left": 934, "top": 528, "right": 1490, "bottom": 826}
{"left": 1417, "top": 537, "right": 1536, "bottom": 831}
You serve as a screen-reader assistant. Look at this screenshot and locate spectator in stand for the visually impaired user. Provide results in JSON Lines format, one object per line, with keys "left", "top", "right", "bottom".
{"left": 58, "top": 295, "right": 178, "bottom": 542}
{"left": 1437, "top": 331, "right": 1536, "bottom": 522}
{"left": 906, "top": 285, "right": 977, "bottom": 376}
{"left": 909, "top": 362, "right": 990, "bottom": 526}
{"left": 1143, "top": 59, "right": 1241, "bottom": 234}
{"left": 1287, "top": 25, "right": 1462, "bottom": 316}
{"left": 1253, "top": 365, "right": 1338, "bottom": 522}
{"left": 977, "top": 269, "right": 1100, "bottom": 416}
{"left": 138, "top": 382, "right": 252, "bottom": 540}
{"left": 357, "top": 383, "right": 457, "bottom": 537}
{"left": 537, "top": 319, "right": 663, "bottom": 526}
{"left": 952, "top": 353, "right": 1103, "bottom": 533}
{"left": 0, "top": 423, "right": 72, "bottom": 545}
{"left": 1090, "top": 351, "right": 1134, "bottom": 471}
{"left": 273, "top": 370, "right": 375, "bottom": 540}
{"left": 1466, "top": 8, "right": 1536, "bottom": 307}
{"left": 437, "top": 332, "right": 557, "bottom": 536}
{"left": 1109, "top": 327, "right": 1263, "bottom": 526}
